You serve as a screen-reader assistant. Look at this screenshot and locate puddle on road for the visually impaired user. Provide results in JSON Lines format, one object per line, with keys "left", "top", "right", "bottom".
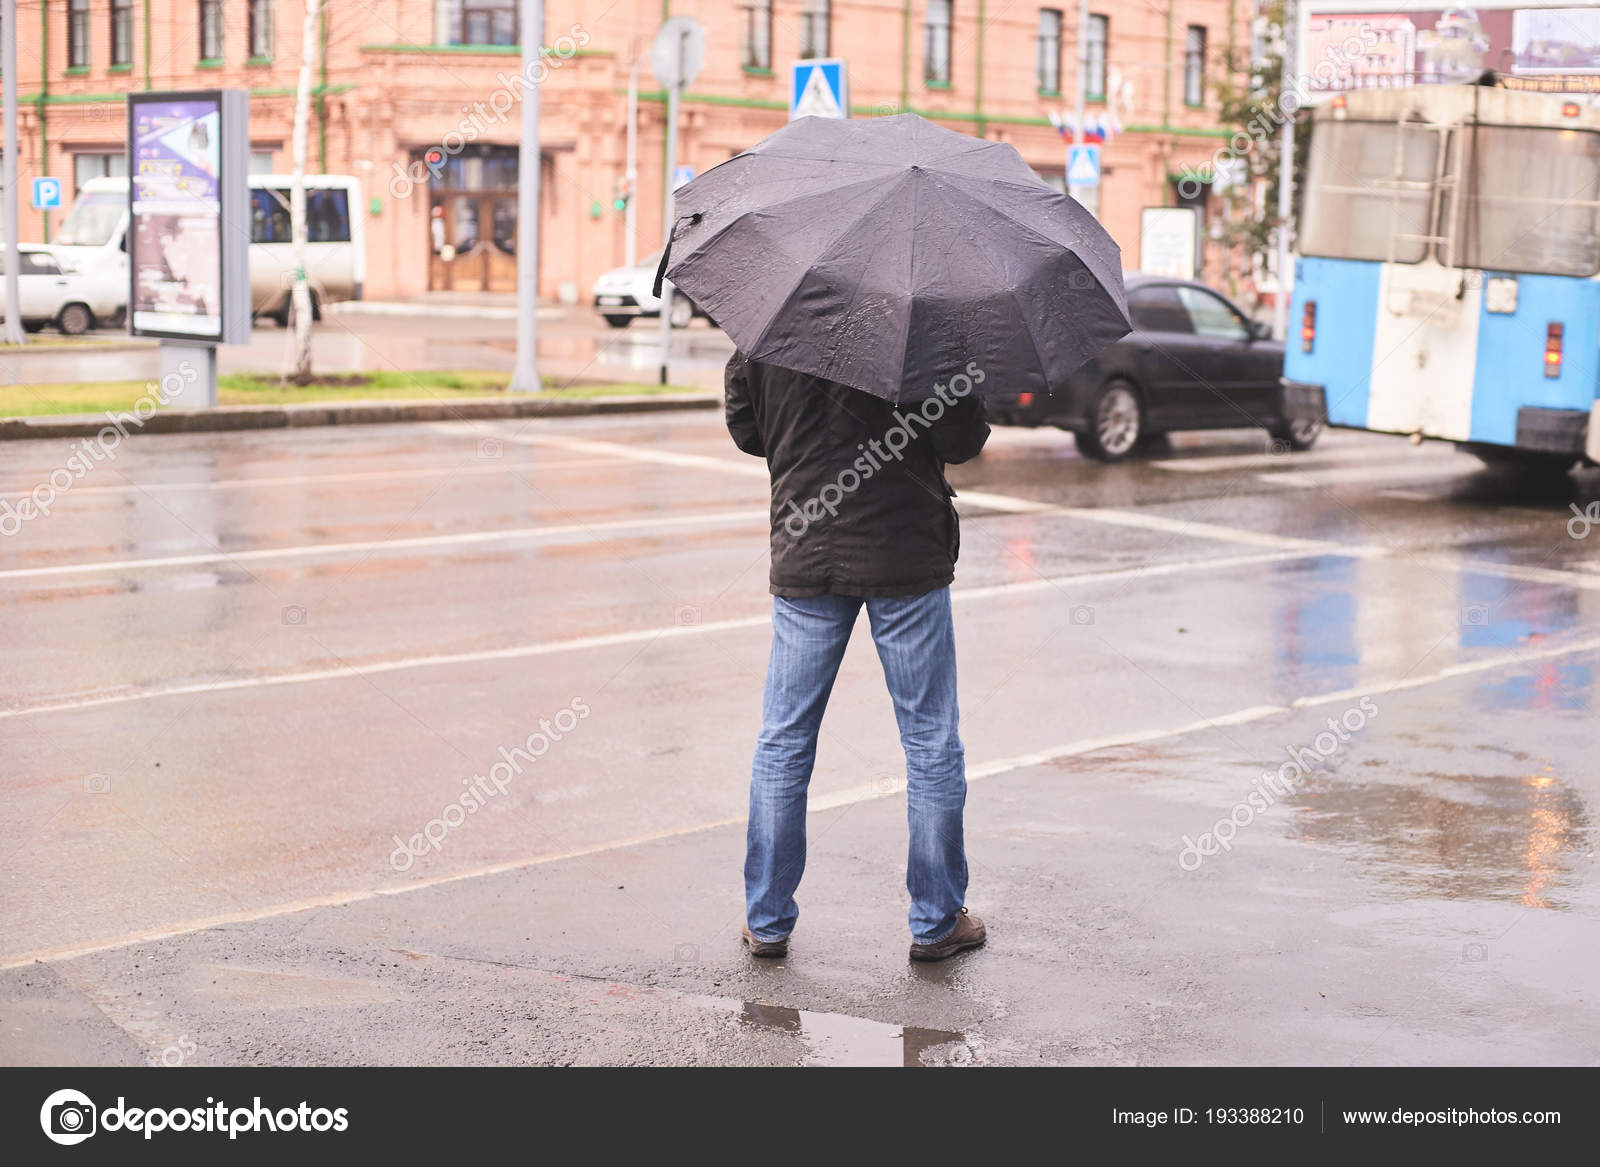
{"left": 693, "top": 996, "right": 975, "bottom": 1066}
{"left": 1293, "top": 765, "right": 1590, "bottom": 909}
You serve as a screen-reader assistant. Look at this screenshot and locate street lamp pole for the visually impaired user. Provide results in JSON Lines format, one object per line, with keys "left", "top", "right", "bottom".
{"left": 1274, "top": 0, "right": 1299, "bottom": 342}
{"left": 657, "top": 28, "right": 686, "bottom": 387}
{"left": 627, "top": 55, "right": 640, "bottom": 269}
{"left": 510, "top": 0, "right": 544, "bottom": 393}
{"left": 2, "top": 0, "right": 26, "bottom": 345}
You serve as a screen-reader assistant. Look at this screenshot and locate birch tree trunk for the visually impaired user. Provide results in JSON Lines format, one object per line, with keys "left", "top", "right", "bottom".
{"left": 287, "top": 0, "right": 322, "bottom": 384}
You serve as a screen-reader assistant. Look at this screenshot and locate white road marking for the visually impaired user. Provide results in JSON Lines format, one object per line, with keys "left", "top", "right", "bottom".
{"left": 1259, "top": 461, "right": 1474, "bottom": 489}
{"left": 0, "top": 549, "right": 1305, "bottom": 721}
{"left": 0, "top": 508, "right": 769, "bottom": 581}
{"left": 0, "top": 457, "right": 622, "bottom": 502}
{"left": 1153, "top": 445, "right": 1444, "bottom": 474}
{"left": 9, "top": 628, "right": 1600, "bottom": 971}
{"left": 1291, "top": 634, "right": 1600, "bottom": 710}
{"left": 1057, "top": 507, "right": 1358, "bottom": 555}
{"left": 506, "top": 430, "right": 1363, "bottom": 552}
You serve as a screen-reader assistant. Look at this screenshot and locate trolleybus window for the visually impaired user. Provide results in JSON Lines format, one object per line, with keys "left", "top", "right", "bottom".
{"left": 1438, "top": 125, "right": 1600, "bottom": 279}
{"left": 1300, "top": 120, "right": 1437, "bottom": 264}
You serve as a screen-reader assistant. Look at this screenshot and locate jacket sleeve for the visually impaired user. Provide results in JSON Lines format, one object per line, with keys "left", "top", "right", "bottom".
{"left": 725, "top": 352, "right": 765, "bottom": 458}
{"left": 930, "top": 394, "right": 990, "bottom": 465}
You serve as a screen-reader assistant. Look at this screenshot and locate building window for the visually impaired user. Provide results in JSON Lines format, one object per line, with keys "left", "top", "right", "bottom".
{"left": 249, "top": 0, "right": 275, "bottom": 58}
{"left": 199, "top": 0, "right": 224, "bottom": 60}
{"left": 1085, "top": 14, "right": 1108, "bottom": 99}
{"left": 456, "top": 0, "right": 517, "bottom": 46}
{"left": 1037, "top": 9, "right": 1062, "bottom": 93}
{"left": 800, "top": 0, "right": 830, "bottom": 59}
{"left": 110, "top": 0, "right": 134, "bottom": 66}
{"left": 925, "top": 0, "right": 952, "bottom": 85}
{"left": 67, "top": 0, "right": 91, "bottom": 68}
{"left": 742, "top": 1, "right": 772, "bottom": 70}
{"left": 250, "top": 150, "right": 277, "bottom": 174}
{"left": 73, "top": 152, "right": 128, "bottom": 194}
{"left": 1184, "top": 25, "right": 1206, "bottom": 106}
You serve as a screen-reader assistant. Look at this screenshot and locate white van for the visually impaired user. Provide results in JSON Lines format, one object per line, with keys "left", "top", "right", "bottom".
{"left": 53, "top": 174, "right": 366, "bottom": 325}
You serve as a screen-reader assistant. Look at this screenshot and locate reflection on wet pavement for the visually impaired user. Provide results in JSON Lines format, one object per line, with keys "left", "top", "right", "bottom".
{"left": 697, "top": 997, "right": 974, "bottom": 1066}
{"left": 1293, "top": 753, "right": 1590, "bottom": 910}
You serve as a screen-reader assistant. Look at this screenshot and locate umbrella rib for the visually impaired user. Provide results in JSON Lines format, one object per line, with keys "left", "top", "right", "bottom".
{"left": 675, "top": 172, "right": 910, "bottom": 274}
{"left": 745, "top": 176, "right": 915, "bottom": 374}
{"left": 931, "top": 180, "right": 1083, "bottom": 392}
{"left": 936, "top": 171, "right": 1124, "bottom": 297}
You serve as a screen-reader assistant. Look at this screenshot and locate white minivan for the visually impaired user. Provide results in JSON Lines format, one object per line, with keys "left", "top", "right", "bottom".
{"left": 52, "top": 174, "right": 366, "bottom": 325}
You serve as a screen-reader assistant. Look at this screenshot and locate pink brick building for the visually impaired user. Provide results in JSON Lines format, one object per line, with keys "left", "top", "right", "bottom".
{"left": 3, "top": 0, "right": 1247, "bottom": 299}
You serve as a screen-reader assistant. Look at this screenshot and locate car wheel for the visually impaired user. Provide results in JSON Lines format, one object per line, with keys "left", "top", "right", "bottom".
{"left": 1075, "top": 379, "right": 1144, "bottom": 462}
{"left": 603, "top": 315, "right": 632, "bottom": 329}
{"left": 57, "top": 303, "right": 94, "bottom": 335}
{"left": 668, "top": 294, "right": 693, "bottom": 329}
{"left": 1269, "top": 416, "right": 1323, "bottom": 451}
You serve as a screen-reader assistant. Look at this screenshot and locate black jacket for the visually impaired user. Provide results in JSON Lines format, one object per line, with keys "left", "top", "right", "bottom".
{"left": 725, "top": 353, "right": 991, "bottom": 598}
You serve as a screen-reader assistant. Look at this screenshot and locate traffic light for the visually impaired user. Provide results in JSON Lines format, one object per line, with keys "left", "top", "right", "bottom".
{"left": 613, "top": 175, "right": 632, "bottom": 212}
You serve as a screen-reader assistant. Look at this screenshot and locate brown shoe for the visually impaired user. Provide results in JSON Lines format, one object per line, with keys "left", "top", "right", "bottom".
{"left": 742, "top": 925, "right": 789, "bottom": 958}
{"left": 909, "top": 908, "right": 986, "bottom": 961}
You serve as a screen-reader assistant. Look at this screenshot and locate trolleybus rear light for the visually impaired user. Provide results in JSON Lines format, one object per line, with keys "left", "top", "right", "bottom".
{"left": 1300, "top": 302, "right": 1317, "bottom": 353}
{"left": 1545, "top": 323, "right": 1563, "bottom": 378}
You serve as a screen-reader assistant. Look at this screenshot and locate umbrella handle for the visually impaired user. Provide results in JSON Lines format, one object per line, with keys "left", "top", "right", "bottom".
{"left": 651, "top": 212, "right": 703, "bottom": 299}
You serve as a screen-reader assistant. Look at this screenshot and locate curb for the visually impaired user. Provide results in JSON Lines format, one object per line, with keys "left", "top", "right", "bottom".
{"left": 0, "top": 392, "right": 721, "bottom": 441}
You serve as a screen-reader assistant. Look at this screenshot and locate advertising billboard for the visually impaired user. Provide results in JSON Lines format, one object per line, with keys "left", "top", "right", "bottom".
{"left": 1305, "top": 5, "right": 1600, "bottom": 96}
{"left": 127, "top": 90, "right": 249, "bottom": 342}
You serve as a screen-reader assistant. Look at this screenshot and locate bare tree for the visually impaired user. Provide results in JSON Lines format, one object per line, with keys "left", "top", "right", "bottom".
{"left": 286, "top": 0, "right": 323, "bottom": 384}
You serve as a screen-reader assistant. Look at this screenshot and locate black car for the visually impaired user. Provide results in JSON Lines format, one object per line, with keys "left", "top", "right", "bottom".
{"left": 987, "top": 275, "right": 1324, "bottom": 461}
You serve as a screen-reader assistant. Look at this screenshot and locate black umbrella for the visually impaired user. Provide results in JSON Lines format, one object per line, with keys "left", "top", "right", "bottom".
{"left": 655, "top": 113, "right": 1130, "bottom": 402}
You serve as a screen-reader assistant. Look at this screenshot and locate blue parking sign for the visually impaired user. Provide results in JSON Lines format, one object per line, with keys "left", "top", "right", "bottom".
{"left": 32, "top": 177, "right": 63, "bottom": 209}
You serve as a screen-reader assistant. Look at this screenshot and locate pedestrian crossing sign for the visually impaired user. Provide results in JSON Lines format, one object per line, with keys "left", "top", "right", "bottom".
{"left": 1067, "top": 144, "right": 1101, "bottom": 187}
{"left": 791, "top": 59, "right": 849, "bottom": 121}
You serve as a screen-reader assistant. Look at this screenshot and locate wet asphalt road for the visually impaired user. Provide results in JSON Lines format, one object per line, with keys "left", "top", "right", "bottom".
{"left": 2, "top": 413, "right": 1598, "bottom": 1066}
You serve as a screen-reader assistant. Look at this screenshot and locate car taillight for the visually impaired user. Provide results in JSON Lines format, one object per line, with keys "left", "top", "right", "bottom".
{"left": 1017, "top": 392, "right": 1034, "bottom": 407}
{"left": 1300, "top": 301, "right": 1316, "bottom": 353}
{"left": 1545, "top": 323, "right": 1563, "bottom": 378}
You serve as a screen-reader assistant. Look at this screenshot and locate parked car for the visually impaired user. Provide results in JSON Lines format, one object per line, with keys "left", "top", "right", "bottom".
{"left": 987, "top": 274, "right": 1322, "bottom": 461}
{"left": 591, "top": 251, "right": 705, "bottom": 328}
{"left": 0, "top": 244, "right": 109, "bottom": 334}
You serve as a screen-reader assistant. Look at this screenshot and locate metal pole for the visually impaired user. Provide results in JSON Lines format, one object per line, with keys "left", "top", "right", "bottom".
{"left": 626, "top": 57, "right": 639, "bottom": 269}
{"left": 657, "top": 32, "right": 684, "bottom": 386}
{"left": 510, "top": 0, "right": 544, "bottom": 393}
{"left": 1273, "top": 0, "right": 1298, "bottom": 341}
{"left": 1073, "top": 0, "right": 1088, "bottom": 153}
{"left": 2, "top": 0, "right": 25, "bottom": 345}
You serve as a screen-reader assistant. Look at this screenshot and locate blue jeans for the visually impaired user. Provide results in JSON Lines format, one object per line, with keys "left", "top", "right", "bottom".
{"left": 745, "top": 587, "right": 968, "bottom": 945}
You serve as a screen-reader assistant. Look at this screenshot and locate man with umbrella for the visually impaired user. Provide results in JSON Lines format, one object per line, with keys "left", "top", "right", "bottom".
{"left": 658, "top": 114, "right": 1129, "bottom": 962}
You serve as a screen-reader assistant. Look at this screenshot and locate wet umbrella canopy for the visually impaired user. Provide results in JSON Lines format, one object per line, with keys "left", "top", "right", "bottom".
{"left": 656, "top": 113, "right": 1131, "bottom": 402}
